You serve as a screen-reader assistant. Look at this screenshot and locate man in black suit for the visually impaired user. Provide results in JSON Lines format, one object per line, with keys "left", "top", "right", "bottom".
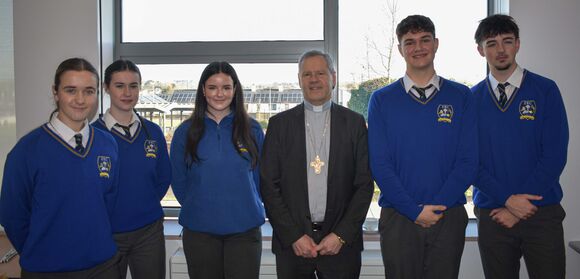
{"left": 260, "top": 50, "right": 374, "bottom": 279}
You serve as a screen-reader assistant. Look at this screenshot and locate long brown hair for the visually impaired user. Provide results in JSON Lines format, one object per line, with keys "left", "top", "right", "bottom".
{"left": 185, "top": 62, "right": 259, "bottom": 168}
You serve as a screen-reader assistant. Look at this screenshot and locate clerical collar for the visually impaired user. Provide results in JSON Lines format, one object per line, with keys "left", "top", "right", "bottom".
{"left": 304, "top": 99, "right": 332, "bottom": 112}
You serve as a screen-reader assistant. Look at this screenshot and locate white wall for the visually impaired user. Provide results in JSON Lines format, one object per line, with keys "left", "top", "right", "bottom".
{"left": 511, "top": 0, "right": 580, "bottom": 277}
{"left": 13, "top": 0, "right": 113, "bottom": 137}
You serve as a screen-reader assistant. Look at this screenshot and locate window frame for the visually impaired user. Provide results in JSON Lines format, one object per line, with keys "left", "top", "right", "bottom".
{"left": 114, "top": 0, "right": 497, "bottom": 219}
{"left": 114, "top": 0, "right": 337, "bottom": 217}
{"left": 114, "top": 0, "right": 338, "bottom": 73}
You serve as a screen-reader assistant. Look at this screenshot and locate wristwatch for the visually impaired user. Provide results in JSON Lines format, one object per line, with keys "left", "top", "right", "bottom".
{"left": 336, "top": 234, "right": 346, "bottom": 245}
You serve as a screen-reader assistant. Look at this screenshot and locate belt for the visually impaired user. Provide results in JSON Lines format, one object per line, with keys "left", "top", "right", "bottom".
{"left": 311, "top": 222, "right": 324, "bottom": 232}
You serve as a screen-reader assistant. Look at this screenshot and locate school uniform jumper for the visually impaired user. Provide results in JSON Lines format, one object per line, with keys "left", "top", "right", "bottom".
{"left": 368, "top": 78, "right": 478, "bottom": 279}
{"left": 472, "top": 69, "right": 568, "bottom": 279}
{"left": 93, "top": 116, "right": 171, "bottom": 279}
{"left": 0, "top": 124, "right": 120, "bottom": 275}
{"left": 170, "top": 113, "right": 265, "bottom": 278}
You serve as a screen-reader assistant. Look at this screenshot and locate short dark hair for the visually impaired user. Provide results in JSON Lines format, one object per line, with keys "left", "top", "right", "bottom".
{"left": 104, "top": 59, "right": 142, "bottom": 86}
{"left": 396, "top": 15, "right": 436, "bottom": 42}
{"left": 474, "top": 14, "right": 519, "bottom": 45}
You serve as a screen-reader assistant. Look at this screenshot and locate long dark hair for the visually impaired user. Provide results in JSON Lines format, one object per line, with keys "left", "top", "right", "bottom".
{"left": 185, "top": 61, "right": 259, "bottom": 168}
{"left": 50, "top": 57, "right": 99, "bottom": 120}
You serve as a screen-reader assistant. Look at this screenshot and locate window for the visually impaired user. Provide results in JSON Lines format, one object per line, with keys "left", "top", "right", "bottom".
{"left": 116, "top": 0, "right": 335, "bottom": 211}
{"left": 339, "top": 0, "right": 487, "bottom": 219}
{"left": 121, "top": 0, "right": 323, "bottom": 42}
{"left": 117, "top": 0, "right": 487, "bottom": 219}
{"left": 134, "top": 63, "right": 303, "bottom": 207}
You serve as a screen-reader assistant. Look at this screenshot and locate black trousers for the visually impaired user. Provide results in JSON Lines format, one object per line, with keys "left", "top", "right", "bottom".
{"left": 274, "top": 229, "right": 362, "bottom": 279}
{"left": 182, "top": 226, "right": 262, "bottom": 279}
{"left": 113, "top": 218, "right": 166, "bottom": 279}
{"left": 475, "top": 204, "right": 566, "bottom": 279}
{"left": 21, "top": 252, "right": 122, "bottom": 279}
{"left": 380, "top": 206, "right": 468, "bottom": 279}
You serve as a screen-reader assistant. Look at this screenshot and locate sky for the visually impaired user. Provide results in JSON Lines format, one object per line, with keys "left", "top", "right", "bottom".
{"left": 339, "top": 0, "right": 488, "bottom": 85}
{"left": 126, "top": 0, "right": 488, "bottom": 88}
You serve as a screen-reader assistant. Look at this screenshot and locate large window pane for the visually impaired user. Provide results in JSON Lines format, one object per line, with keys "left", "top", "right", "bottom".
{"left": 120, "top": 1, "right": 487, "bottom": 220}
{"left": 339, "top": 0, "right": 486, "bottom": 88}
{"left": 137, "top": 63, "right": 305, "bottom": 206}
{"left": 122, "top": 0, "right": 324, "bottom": 42}
{"left": 339, "top": 0, "right": 487, "bottom": 219}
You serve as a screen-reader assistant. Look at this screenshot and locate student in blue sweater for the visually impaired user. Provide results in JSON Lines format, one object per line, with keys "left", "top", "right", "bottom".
{"left": 368, "top": 15, "right": 478, "bottom": 279}
{"left": 472, "top": 14, "right": 568, "bottom": 279}
{"left": 92, "top": 60, "right": 171, "bottom": 279}
{"left": 0, "top": 58, "right": 121, "bottom": 278}
{"left": 170, "top": 62, "right": 265, "bottom": 279}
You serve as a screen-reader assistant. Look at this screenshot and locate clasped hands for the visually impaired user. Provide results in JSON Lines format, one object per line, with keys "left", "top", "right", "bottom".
{"left": 292, "top": 233, "right": 343, "bottom": 258}
{"left": 491, "top": 194, "right": 542, "bottom": 228}
{"left": 291, "top": 194, "right": 544, "bottom": 257}
{"left": 415, "top": 205, "right": 447, "bottom": 228}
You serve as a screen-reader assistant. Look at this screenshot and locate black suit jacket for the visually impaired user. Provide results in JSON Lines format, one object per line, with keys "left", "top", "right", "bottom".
{"left": 260, "top": 102, "right": 374, "bottom": 254}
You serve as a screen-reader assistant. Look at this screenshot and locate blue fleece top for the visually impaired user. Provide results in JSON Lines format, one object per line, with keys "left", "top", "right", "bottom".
{"left": 0, "top": 125, "right": 119, "bottom": 272}
{"left": 471, "top": 70, "right": 568, "bottom": 208}
{"left": 93, "top": 118, "right": 171, "bottom": 233}
{"left": 170, "top": 114, "right": 265, "bottom": 235}
{"left": 368, "top": 78, "right": 478, "bottom": 221}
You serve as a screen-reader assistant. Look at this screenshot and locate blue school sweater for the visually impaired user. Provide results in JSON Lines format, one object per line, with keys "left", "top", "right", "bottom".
{"left": 170, "top": 114, "right": 265, "bottom": 235}
{"left": 471, "top": 70, "right": 569, "bottom": 208}
{"left": 93, "top": 118, "right": 171, "bottom": 233}
{"left": 0, "top": 125, "right": 119, "bottom": 272}
{"left": 368, "top": 78, "right": 478, "bottom": 221}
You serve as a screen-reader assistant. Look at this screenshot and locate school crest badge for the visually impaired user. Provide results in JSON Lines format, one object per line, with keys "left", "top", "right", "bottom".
{"left": 437, "top": 104, "right": 454, "bottom": 123}
{"left": 144, "top": 140, "right": 158, "bottom": 158}
{"left": 519, "top": 100, "right": 536, "bottom": 120}
{"left": 237, "top": 141, "right": 248, "bottom": 153}
{"left": 97, "top": 156, "right": 111, "bottom": 178}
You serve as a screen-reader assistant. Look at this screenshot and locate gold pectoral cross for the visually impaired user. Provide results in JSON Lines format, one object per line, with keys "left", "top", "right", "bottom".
{"left": 310, "top": 155, "right": 325, "bottom": 175}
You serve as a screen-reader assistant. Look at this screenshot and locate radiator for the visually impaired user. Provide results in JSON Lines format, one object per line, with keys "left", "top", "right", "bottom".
{"left": 170, "top": 241, "right": 385, "bottom": 278}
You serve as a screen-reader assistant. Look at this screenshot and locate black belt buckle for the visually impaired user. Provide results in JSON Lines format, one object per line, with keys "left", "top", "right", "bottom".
{"left": 311, "top": 222, "right": 323, "bottom": 232}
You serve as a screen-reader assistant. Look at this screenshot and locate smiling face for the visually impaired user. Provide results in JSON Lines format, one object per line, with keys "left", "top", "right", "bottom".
{"left": 398, "top": 31, "right": 439, "bottom": 72}
{"left": 204, "top": 72, "right": 235, "bottom": 118}
{"left": 478, "top": 33, "right": 520, "bottom": 73}
{"left": 53, "top": 70, "right": 98, "bottom": 131}
{"left": 298, "top": 55, "right": 336, "bottom": 106}
{"left": 105, "top": 70, "right": 141, "bottom": 115}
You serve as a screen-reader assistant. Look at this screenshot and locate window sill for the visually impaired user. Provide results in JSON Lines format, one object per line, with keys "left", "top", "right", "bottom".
{"left": 163, "top": 219, "right": 479, "bottom": 241}
{"left": 569, "top": 241, "right": 580, "bottom": 255}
